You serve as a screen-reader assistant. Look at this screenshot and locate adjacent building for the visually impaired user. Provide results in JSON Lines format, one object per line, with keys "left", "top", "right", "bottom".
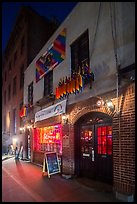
{"left": 2, "top": 5, "right": 59, "bottom": 155}
{"left": 24, "top": 2, "right": 134, "bottom": 202}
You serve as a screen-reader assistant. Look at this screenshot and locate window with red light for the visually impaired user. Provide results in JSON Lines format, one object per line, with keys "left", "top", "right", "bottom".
{"left": 33, "top": 124, "right": 62, "bottom": 154}
{"left": 97, "top": 126, "right": 112, "bottom": 155}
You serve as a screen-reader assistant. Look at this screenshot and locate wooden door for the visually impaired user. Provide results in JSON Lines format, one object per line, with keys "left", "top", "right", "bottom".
{"left": 95, "top": 124, "right": 113, "bottom": 184}
{"left": 80, "top": 125, "right": 95, "bottom": 178}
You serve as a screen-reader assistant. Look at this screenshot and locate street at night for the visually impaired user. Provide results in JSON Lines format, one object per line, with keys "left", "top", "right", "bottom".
{"left": 2, "top": 157, "right": 119, "bottom": 202}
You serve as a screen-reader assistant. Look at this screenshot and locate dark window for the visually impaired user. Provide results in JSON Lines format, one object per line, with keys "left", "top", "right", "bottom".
{"left": 44, "top": 71, "right": 53, "bottom": 97}
{"left": 20, "top": 65, "right": 24, "bottom": 89}
{"left": 4, "top": 115, "right": 6, "bottom": 131}
{"left": 14, "top": 51, "right": 17, "bottom": 64}
{"left": 8, "top": 84, "right": 11, "bottom": 101}
{"left": 9, "top": 61, "right": 12, "bottom": 71}
{"left": 8, "top": 112, "right": 10, "bottom": 132}
{"left": 4, "top": 90, "right": 6, "bottom": 105}
{"left": 20, "top": 36, "right": 25, "bottom": 55}
{"left": 5, "top": 72, "right": 7, "bottom": 82}
{"left": 71, "top": 29, "right": 89, "bottom": 75}
{"left": 13, "top": 76, "right": 17, "bottom": 95}
{"left": 13, "top": 108, "right": 16, "bottom": 134}
{"left": 20, "top": 101, "right": 23, "bottom": 110}
{"left": 28, "top": 82, "right": 33, "bottom": 105}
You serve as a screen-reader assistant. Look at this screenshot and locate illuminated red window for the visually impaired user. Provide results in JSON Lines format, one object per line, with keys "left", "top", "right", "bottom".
{"left": 97, "top": 126, "right": 112, "bottom": 155}
{"left": 33, "top": 124, "right": 62, "bottom": 154}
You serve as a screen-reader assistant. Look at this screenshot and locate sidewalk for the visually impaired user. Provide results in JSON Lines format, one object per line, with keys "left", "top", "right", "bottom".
{"left": 2, "top": 157, "right": 120, "bottom": 202}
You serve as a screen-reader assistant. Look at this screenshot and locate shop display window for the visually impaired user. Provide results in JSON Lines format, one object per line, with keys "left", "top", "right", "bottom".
{"left": 33, "top": 124, "right": 62, "bottom": 154}
{"left": 97, "top": 126, "right": 112, "bottom": 155}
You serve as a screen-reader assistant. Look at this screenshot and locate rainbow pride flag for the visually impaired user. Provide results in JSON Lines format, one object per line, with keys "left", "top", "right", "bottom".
{"left": 36, "top": 28, "right": 66, "bottom": 82}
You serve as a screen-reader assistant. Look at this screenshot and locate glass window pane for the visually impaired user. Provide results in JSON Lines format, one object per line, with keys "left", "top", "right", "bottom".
{"left": 102, "top": 136, "right": 106, "bottom": 145}
{"left": 98, "top": 127, "right": 101, "bottom": 136}
{"left": 107, "top": 136, "right": 112, "bottom": 146}
{"left": 107, "top": 146, "right": 112, "bottom": 155}
{"left": 102, "top": 145, "right": 106, "bottom": 154}
{"left": 101, "top": 126, "right": 106, "bottom": 135}
{"left": 107, "top": 126, "right": 112, "bottom": 135}
{"left": 98, "top": 136, "right": 101, "bottom": 144}
{"left": 98, "top": 145, "right": 101, "bottom": 154}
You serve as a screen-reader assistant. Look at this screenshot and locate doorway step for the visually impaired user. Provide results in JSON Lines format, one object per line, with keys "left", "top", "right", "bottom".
{"left": 76, "top": 177, "right": 113, "bottom": 193}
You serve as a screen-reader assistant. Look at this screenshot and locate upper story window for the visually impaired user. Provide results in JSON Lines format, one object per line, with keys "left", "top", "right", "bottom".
{"left": 9, "top": 61, "right": 12, "bottom": 71}
{"left": 14, "top": 51, "right": 17, "bottom": 65}
{"left": 13, "top": 108, "right": 16, "bottom": 134}
{"left": 44, "top": 70, "right": 53, "bottom": 97}
{"left": 20, "top": 36, "right": 25, "bottom": 55}
{"left": 20, "top": 101, "right": 23, "bottom": 110}
{"left": 8, "top": 84, "right": 11, "bottom": 101}
{"left": 4, "top": 90, "right": 6, "bottom": 105}
{"left": 28, "top": 82, "right": 33, "bottom": 106}
{"left": 4, "top": 115, "right": 6, "bottom": 132}
{"left": 5, "top": 71, "right": 7, "bottom": 82}
{"left": 20, "top": 64, "right": 24, "bottom": 89}
{"left": 13, "top": 76, "right": 17, "bottom": 96}
{"left": 71, "top": 29, "right": 89, "bottom": 75}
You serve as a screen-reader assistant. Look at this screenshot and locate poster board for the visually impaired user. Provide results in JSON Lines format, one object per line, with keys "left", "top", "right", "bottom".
{"left": 43, "top": 152, "right": 60, "bottom": 178}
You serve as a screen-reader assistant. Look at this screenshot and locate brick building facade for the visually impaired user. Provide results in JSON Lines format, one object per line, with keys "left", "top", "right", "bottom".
{"left": 23, "top": 2, "right": 135, "bottom": 202}
{"left": 2, "top": 6, "right": 59, "bottom": 154}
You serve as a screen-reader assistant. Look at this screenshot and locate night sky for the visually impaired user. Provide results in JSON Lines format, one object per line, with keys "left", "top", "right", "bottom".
{"left": 2, "top": 2, "right": 78, "bottom": 53}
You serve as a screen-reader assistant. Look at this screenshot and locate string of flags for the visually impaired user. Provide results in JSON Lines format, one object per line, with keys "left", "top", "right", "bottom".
{"left": 56, "top": 63, "right": 94, "bottom": 100}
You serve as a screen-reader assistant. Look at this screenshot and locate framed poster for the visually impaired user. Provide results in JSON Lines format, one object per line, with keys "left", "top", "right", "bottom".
{"left": 44, "top": 152, "right": 60, "bottom": 178}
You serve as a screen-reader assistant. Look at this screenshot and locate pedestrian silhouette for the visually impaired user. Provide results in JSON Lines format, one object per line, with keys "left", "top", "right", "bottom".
{"left": 15, "top": 147, "right": 19, "bottom": 160}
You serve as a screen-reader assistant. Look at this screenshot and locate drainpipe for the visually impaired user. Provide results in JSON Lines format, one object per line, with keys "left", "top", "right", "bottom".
{"left": 110, "top": 2, "right": 121, "bottom": 183}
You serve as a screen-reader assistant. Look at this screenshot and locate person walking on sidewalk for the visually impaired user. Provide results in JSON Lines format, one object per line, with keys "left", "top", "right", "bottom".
{"left": 15, "top": 147, "right": 19, "bottom": 160}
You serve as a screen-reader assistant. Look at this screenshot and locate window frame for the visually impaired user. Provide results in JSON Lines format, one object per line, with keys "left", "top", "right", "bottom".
{"left": 13, "top": 108, "right": 17, "bottom": 134}
{"left": 28, "top": 82, "right": 33, "bottom": 106}
{"left": 8, "top": 84, "right": 11, "bottom": 101}
{"left": 44, "top": 70, "right": 53, "bottom": 97}
{"left": 20, "top": 64, "right": 24, "bottom": 89}
{"left": 14, "top": 51, "right": 17, "bottom": 65}
{"left": 13, "top": 76, "right": 17, "bottom": 96}
{"left": 71, "top": 29, "right": 89, "bottom": 76}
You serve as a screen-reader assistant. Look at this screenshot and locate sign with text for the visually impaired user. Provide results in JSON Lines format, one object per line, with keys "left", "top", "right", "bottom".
{"left": 44, "top": 152, "right": 60, "bottom": 178}
{"left": 35, "top": 99, "right": 66, "bottom": 122}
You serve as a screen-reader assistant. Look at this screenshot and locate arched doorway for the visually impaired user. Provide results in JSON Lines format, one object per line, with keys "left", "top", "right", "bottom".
{"left": 74, "top": 111, "right": 113, "bottom": 184}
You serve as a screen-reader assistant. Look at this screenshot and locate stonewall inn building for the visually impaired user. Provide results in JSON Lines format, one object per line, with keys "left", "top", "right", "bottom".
{"left": 23, "top": 2, "right": 135, "bottom": 202}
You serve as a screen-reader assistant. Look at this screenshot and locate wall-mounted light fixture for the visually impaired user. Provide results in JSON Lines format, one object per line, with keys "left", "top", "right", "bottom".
{"left": 105, "top": 99, "right": 115, "bottom": 112}
{"left": 19, "top": 127, "right": 25, "bottom": 132}
{"left": 62, "top": 114, "right": 69, "bottom": 124}
{"left": 96, "top": 99, "right": 104, "bottom": 107}
{"left": 27, "top": 125, "right": 31, "bottom": 129}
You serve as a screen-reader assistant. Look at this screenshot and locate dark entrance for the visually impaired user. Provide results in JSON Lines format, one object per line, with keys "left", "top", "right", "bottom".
{"left": 74, "top": 112, "right": 113, "bottom": 184}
